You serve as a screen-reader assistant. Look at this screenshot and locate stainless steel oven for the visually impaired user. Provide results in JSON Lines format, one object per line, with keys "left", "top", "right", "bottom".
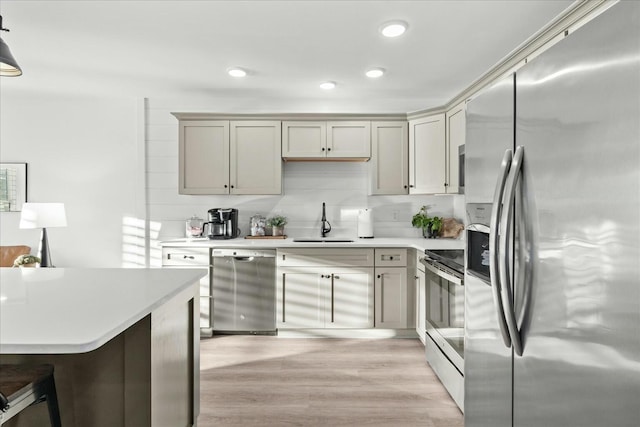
{"left": 420, "top": 249, "right": 465, "bottom": 410}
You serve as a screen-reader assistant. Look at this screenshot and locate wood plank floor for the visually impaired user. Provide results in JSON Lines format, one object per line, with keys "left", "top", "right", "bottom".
{"left": 199, "top": 336, "right": 464, "bottom": 426}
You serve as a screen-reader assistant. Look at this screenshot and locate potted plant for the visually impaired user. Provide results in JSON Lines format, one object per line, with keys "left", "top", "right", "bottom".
{"left": 267, "top": 215, "right": 288, "bottom": 236}
{"left": 13, "top": 254, "right": 41, "bottom": 268}
{"left": 411, "top": 206, "right": 442, "bottom": 238}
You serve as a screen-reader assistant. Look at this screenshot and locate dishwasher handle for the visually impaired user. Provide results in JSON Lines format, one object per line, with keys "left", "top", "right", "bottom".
{"left": 232, "top": 256, "right": 255, "bottom": 262}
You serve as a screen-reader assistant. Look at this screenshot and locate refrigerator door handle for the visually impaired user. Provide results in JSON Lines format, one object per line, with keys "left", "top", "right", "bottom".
{"left": 499, "top": 145, "right": 525, "bottom": 356}
{"left": 490, "top": 148, "right": 514, "bottom": 348}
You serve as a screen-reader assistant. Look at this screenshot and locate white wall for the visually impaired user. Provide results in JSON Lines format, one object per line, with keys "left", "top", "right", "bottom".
{"left": 146, "top": 98, "right": 461, "bottom": 248}
{"left": 0, "top": 92, "right": 140, "bottom": 267}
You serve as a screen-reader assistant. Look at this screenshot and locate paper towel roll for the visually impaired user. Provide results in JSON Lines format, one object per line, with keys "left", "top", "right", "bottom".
{"left": 357, "top": 209, "right": 374, "bottom": 238}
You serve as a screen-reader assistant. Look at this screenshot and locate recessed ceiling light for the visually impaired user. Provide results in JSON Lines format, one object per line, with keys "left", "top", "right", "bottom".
{"left": 366, "top": 68, "right": 385, "bottom": 78}
{"left": 227, "top": 67, "right": 247, "bottom": 77}
{"left": 380, "top": 21, "right": 408, "bottom": 38}
{"left": 320, "top": 81, "right": 336, "bottom": 90}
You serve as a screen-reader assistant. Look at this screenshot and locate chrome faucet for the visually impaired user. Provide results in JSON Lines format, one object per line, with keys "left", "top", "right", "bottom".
{"left": 321, "top": 202, "right": 332, "bottom": 237}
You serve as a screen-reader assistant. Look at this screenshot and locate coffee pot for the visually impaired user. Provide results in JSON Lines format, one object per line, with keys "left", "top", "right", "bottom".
{"left": 204, "top": 208, "right": 240, "bottom": 239}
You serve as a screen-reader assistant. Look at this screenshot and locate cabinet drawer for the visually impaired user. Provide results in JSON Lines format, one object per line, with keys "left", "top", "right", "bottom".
{"left": 375, "top": 248, "right": 407, "bottom": 267}
{"left": 278, "top": 249, "right": 374, "bottom": 268}
{"left": 162, "top": 247, "right": 210, "bottom": 266}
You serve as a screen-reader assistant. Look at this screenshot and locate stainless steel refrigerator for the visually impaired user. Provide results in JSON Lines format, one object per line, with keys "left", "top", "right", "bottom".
{"left": 464, "top": 2, "right": 640, "bottom": 426}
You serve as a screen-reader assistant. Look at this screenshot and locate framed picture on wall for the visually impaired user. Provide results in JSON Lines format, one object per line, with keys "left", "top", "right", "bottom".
{"left": 0, "top": 163, "right": 28, "bottom": 212}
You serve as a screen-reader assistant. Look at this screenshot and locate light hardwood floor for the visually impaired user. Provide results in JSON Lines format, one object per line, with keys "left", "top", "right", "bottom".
{"left": 199, "top": 336, "right": 464, "bottom": 426}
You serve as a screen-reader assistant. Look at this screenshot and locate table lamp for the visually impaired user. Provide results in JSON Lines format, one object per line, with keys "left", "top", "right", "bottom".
{"left": 19, "top": 202, "right": 67, "bottom": 267}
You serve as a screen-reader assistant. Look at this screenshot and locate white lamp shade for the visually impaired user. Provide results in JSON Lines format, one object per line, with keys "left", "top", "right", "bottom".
{"left": 19, "top": 203, "right": 67, "bottom": 229}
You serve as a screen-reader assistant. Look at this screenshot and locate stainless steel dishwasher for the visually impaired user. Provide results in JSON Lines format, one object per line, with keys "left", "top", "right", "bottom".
{"left": 211, "top": 248, "right": 276, "bottom": 334}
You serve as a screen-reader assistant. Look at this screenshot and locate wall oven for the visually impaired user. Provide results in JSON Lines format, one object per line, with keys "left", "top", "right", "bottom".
{"left": 420, "top": 249, "right": 465, "bottom": 410}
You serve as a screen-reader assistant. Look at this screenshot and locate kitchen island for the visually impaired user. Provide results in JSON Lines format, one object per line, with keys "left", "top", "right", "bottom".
{"left": 0, "top": 267, "right": 206, "bottom": 427}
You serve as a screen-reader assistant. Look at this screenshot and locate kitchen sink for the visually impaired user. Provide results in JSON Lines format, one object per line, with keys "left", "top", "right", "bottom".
{"left": 293, "top": 239, "right": 354, "bottom": 243}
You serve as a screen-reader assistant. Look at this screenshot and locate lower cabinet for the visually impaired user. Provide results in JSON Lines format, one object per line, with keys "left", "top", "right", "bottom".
{"left": 374, "top": 248, "right": 409, "bottom": 329}
{"left": 277, "top": 267, "right": 374, "bottom": 328}
{"left": 274, "top": 248, "right": 415, "bottom": 331}
{"left": 161, "top": 247, "right": 213, "bottom": 336}
{"left": 375, "top": 267, "right": 408, "bottom": 328}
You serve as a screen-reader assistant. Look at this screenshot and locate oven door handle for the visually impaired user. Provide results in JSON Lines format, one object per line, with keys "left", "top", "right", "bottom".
{"left": 490, "top": 148, "right": 513, "bottom": 348}
{"left": 422, "top": 260, "right": 463, "bottom": 286}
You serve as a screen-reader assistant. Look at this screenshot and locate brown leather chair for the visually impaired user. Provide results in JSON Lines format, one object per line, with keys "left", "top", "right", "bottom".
{"left": 0, "top": 364, "right": 61, "bottom": 426}
{"left": 0, "top": 246, "right": 31, "bottom": 267}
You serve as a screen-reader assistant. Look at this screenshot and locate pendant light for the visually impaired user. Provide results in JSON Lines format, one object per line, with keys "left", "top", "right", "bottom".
{"left": 0, "top": 15, "right": 22, "bottom": 77}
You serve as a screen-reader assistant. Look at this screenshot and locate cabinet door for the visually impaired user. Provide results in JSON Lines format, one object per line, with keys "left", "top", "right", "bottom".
{"left": 370, "top": 121, "right": 409, "bottom": 195}
{"left": 327, "top": 121, "right": 371, "bottom": 159}
{"left": 375, "top": 267, "right": 408, "bottom": 328}
{"left": 179, "top": 120, "right": 230, "bottom": 194}
{"left": 327, "top": 268, "right": 374, "bottom": 329}
{"left": 282, "top": 121, "right": 326, "bottom": 158}
{"left": 277, "top": 268, "right": 324, "bottom": 328}
{"left": 161, "top": 247, "right": 212, "bottom": 332}
{"left": 409, "top": 114, "right": 446, "bottom": 194}
{"left": 230, "top": 121, "right": 282, "bottom": 195}
{"left": 446, "top": 102, "right": 465, "bottom": 194}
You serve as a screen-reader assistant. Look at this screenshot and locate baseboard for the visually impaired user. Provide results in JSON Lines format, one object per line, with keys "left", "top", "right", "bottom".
{"left": 276, "top": 329, "right": 418, "bottom": 339}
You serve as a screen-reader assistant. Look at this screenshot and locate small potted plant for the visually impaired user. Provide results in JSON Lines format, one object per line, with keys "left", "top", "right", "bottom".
{"left": 411, "top": 206, "right": 442, "bottom": 238}
{"left": 267, "top": 215, "right": 288, "bottom": 236}
{"left": 13, "top": 254, "right": 41, "bottom": 268}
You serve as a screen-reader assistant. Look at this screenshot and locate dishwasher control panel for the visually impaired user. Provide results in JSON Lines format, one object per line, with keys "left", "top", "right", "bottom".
{"left": 212, "top": 249, "right": 276, "bottom": 258}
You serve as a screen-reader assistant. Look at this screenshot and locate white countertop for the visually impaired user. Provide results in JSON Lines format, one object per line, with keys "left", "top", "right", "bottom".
{"left": 0, "top": 268, "right": 207, "bottom": 354}
{"left": 159, "top": 236, "right": 465, "bottom": 251}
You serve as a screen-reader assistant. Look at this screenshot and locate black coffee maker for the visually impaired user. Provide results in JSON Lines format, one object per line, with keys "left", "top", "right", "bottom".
{"left": 204, "top": 208, "right": 240, "bottom": 239}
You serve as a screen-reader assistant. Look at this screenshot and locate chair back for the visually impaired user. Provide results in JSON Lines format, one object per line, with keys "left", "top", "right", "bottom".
{"left": 0, "top": 245, "right": 31, "bottom": 267}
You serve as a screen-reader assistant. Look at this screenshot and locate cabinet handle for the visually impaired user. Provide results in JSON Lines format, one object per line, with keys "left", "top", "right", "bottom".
{"left": 331, "top": 275, "right": 335, "bottom": 322}
{"left": 377, "top": 274, "right": 382, "bottom": 279}
{"left": 224, "top": 184, "right": 228, "bottom": 188}
{"left": 183, "top": 255, "right": 195, "bottom": 259}
{"left": 389, "top": 256, "right": 394, "bottom": 260}
{"left": 333, "top": 275, "right": 340, "bottom": 279}
{"left": 404, "top": 185, "right": 408, "bottom": 189}
{"left": 322, "top": 147, "right": 325, "bottom": 152}
{"left": 230, "top": 185, "right": 235, "bottom": 189}
{"left": 409, "top": 184, "right": 414, "bottom": 188}
{"left": 415, "top": 276, "right": 419, "bottom": 280}
{"left": 327, "top": 147, "right": 331, "bottom": 152}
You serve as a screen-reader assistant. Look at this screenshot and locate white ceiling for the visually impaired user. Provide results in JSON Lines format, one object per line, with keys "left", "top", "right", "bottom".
{"left": 0, "top": 0, "right": 573, "bottom": 113}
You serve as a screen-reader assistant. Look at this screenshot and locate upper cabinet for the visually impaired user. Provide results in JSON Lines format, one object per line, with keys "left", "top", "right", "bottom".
{"left": 445, "top": 102, "right": 466, "bottom": 194}
{"left": 179, "top": 120, "right": 230, "bottom": 195}
{"left": 369, "top": 121, "right": 409, "bottom": 195}
{"left": 178, "top": 120, "right": 282, "bottom": 195}
{"left": 230, "top": 121, "right": 282, "bottom": 195}
{"left": 408, "top": 113, "right": 446, "bottom": 194}
{"left": 282, "top": 121, "right": 371, "bottom": 160}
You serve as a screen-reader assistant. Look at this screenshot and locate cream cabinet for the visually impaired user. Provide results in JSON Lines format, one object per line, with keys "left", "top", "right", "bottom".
{"left": 374, "top": 248, "right": 409, "bottom": 328}
{"left": 369, "top": 121, "right": 409, "bottom": 195}
{"left": 445, "top": 102, "right": 466, "bottom": 194}
{"left": 408, "top": 113, "right": 446, "bottom": 194}
{"left": 282, "top": 121, "right": 371, "bottom": 160}
{"left": 229, "top": 121, "right": 282, "bottom": 195}
{"left": 179, "top": 120, "right": 230, "bottom": 194}
{"left": 277, "top": 249, "right": 374, "bottom": 329}
{"left": 161, "top": 247, "right": 212, "bottom": 336}
{"left": 178, "top": 120, "right": 282, "bottom": 195}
